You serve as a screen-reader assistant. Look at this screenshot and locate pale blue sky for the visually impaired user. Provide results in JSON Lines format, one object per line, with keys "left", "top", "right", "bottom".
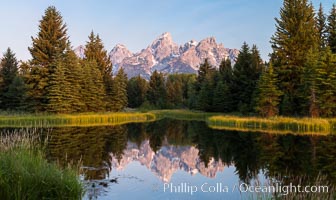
{"left": 0, "top": 0, "right": 334, "bottom": 61}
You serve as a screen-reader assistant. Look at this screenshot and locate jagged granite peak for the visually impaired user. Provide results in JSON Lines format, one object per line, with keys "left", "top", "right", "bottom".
{"left": 109, "top": 44, "right": 133, "bottom": 66}
{"left": 75, "top": 32, "right": 239, "bottom": 79}
{"left": 74, "top": 45, "right": 85, "bottom": 59}
{"left": 148, "top": 32, "right": 179, "bottom": 62}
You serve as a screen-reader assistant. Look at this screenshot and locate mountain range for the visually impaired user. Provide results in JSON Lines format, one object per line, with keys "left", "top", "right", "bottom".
{"left": 75, "top": 32, "right": 239, "bottom": 79}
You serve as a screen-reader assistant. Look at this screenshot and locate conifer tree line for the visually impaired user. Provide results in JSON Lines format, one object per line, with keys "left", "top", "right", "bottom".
{"left": 1, "top": 2, "right": 336, "bottom": 117}
{"left": 0, "top": 6, "right": 128, "bottom": 113}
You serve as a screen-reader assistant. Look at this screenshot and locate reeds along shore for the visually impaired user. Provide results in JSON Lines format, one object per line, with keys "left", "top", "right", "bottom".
{"left": 0, "top": 129, "right": 84, "bottom": 199}
{"left": 0, "top": 110, "right": 335, "bottom": 135}
{"left": 207, "top": 115, "right": 334, "bottom": 135}
{"left": 0, "top": 112, "right": 156, "bottom": 127}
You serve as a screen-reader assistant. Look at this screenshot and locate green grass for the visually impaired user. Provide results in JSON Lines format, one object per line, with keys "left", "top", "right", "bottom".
{"left": 0, "top": 112, "right": 156, "bottom": 127}
{"left": 0, "top": 110, "right": 335, "bottom": 135}
{"left": 208, "top": 115, "right": 334, "bottom": 135}
{"left": 0, "top": 129, "right": 84, "bottom": 200}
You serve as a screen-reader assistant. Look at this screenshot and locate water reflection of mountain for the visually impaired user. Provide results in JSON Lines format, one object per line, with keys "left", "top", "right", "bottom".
{"left": 111, "top": 140, "right": 225, "bottom": 182}
{"left": 42, "top": 119, "right": 336, "bottom": 185}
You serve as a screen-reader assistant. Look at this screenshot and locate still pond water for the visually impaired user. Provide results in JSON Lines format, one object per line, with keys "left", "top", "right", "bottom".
{"left": 14, "top": 119, "right": 336, "bottom": 199}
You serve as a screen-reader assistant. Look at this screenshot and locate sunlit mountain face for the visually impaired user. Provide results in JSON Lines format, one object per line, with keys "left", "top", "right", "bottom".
{"left": 75, "top": 32, "right": 239, "bottom": 79}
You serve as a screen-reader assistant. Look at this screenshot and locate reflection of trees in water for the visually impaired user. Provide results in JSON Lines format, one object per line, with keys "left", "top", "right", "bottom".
{"left": 39, "top": 120, "right": 336, "bottom": 184}
{"left": 46, "top": 126, "right": 127, "bottom": 180}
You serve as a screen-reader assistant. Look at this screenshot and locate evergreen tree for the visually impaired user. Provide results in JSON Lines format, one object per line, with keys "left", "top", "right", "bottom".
{"left": 316, "top": 48, "right": 336, "bottom": 117}
{"left": 111, "top": 68, "right": 128, "bottom": 111}
{"left": 316, "top": 3, "right": 328, "bottom": 50}
{"left": 232, "top": 42, "right": 262, "bottom": 113}
{"left": 4, "top": 76, "right": 27, "bottom": 110}
{"left": 302, "top": 49, "right": 320, "bottom": 117}
{"left": 271, "top": 0, "right": 318, "bottom": 115}
{"left": 84, "top": 31, "right": 113, "bottom": 110}
{"left": 187, "top": 75, "right": 197, "bottom": 109}
{"left": 212, "top": 81, "right": 231, "bottom": 112}
{"left": 46, "top": 60, "right": 68, "bottom": 113}
{"left": 46, "top": 48, "right": 85, "bottom": 113}
{"left": 327, "top": 4, "right": 336, "bottom": 53}
{"left": 219, "top": 58, "right": 233, "bottom": 84}
{"left": 194, "top": 59, "right": 216, "bottom": 111}
{"left": 196, "top": 81, "right": 213, "bottom": 111}
{"left": 0, "top": 48, "right": 26, "bottom": 110}
{"left": 81, "top": 60, "right": 106, "bottom": 112}
{"left": 254, "top": 64, "right": 282, "bottom": 117}
{"left": 127, "top": 75, "right": 148, "bottom": 108}
{"left": 27, "top": 6, "right": 70, "bottom": 111}
{"left": 217, "top": 58, "right": 234, "bottom": 112}
{"left": 195, "top": 59, "right": 216, "bottom": 92}
{"left": 166, "top": 74, "right": 183, "bottom": 108}
{"left": 62, "top": 48, "right": 85, "bottom": 112}
{"left": 147, "top": 70, "right": 166, "bottom": 108}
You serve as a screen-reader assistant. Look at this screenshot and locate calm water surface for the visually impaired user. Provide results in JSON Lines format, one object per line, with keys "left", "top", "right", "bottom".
{"left": 16, "top": 119, "right": 336, "bottom": 199}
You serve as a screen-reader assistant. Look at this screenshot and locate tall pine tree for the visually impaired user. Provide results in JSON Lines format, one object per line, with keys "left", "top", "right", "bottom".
{"left": 147, "top": 70, "right": 166, "bottom": 108}
{"left": 232, "top": 42, "right": 262, "bottom": 113}
{"left": 270, "top": 0, "right": 318, "bottom": 115}
{"left": 316, "top": 3, "right": 328, "bottom": 50}
{"left": 111, "top": 68, "right": 128, "bottom": 111}
{"left": 27, "top": 6, "right": 70, "bottom": 111}
{"left": 254, "top": 64, "right": 282, "bottom": 117}
{"left": 84, "top": 31, "right": 114, "bottom": 110}
{"left": 127, "top": 75, "right": 148, "bottom": 108}
{"left": 327, "top": 4, "right": 336, "bottom": 53}
{"left": 0, "top": 48, "right": 26, "bottom": 110}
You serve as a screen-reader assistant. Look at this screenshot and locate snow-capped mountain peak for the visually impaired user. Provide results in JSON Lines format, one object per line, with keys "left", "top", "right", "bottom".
{"left": 75, "top": 32, "right": 239, "bottom": 79}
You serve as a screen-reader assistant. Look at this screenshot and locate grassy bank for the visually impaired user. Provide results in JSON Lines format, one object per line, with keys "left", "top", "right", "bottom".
{"left": 0, "top": 110, "right": 335, "bottom": 135}
{"left": 0, "top": 130, "right": 83, "bottom": 199}
{"left": 208, "top": 115, "right": 333, "bottom": 135}
{"left": 0, "top": 112, "right": 156, "bottom": 127}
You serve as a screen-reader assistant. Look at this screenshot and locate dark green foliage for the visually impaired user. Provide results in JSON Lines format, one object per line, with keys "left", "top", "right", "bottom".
{"left": 27, "top": 6, "right": 70, "bottom": 112}
{"left": 254, "top": 64, "right": 282, "bottom": 117}
{"left": 62, "top": 49, "right": 85, "bottom": 112}
{"left": 195, "top": 59, "right": 216, "bottom": 92}
{"left": 166, "top": 75, "right": 183, "bottom": 108}
{"left": 196, "top": 76, "right": 216, "bottom": 112}
{"left": 147, "top": 70, "right": 166, "bottom": 108}
{"left": 84, "top": 31, "right": 112, "bottom": 75}
{"left": 29, "top": 6, "right": 68, "bottom": 67}
{"left": 302, "top": 50, "right": 321, "bottom": 117}
{"left": 46, "top": 61, "right": 68, "bottom": 113}
{"left": 219, "top": 58, "right": 233, "bottom": 84}
{"left": 212, "top": 81, "right": 231, "bottom": 112}
{"left": 0, "top": 48, "right": 26, "bottom": 110}
{"left": 187, "top": 75, "right": 197, "bottom": 109}
{"left": 127, "top": 75, "right": 148, "bottom": 108}
{"left": 316, "top": 3, "right": 328, "bottom": 50}
{"left": 81, "top": 60, "right": 106, "bottom": 112}
{"left": 232, "top": 43, "right": 263, "bottom": 113}
{"left": 302, "top": 48, "right": 336, "bottom": 118}
{"left": 271, "top": 0, "right": 317, "bottom": 115}
{"left": 3, "top": 76, "right": 27, "bottom": 110}
{"left": 195, "top": 60, "right": 216, "bottom": 111}
{"left": 84, "top": 31, "right": 114, "bottom": 110}
{"left": 327, "top": 4, "right": 336, "bottom": 53}
{"left": 315, "top": 48, "right": 336, "bottom": 117}
{"left": 111, "top": 68, "right": 128, "bottom": 111}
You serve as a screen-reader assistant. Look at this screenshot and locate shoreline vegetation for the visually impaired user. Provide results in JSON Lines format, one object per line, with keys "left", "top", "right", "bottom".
{"left": 0, "top": 110, "right": 335, "bottom": 135}
{"left": 0, "top": 129, "right": 83, "bottom": 199}
{"left": 0, "top": 112, "right": 156, "bottom": 127}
